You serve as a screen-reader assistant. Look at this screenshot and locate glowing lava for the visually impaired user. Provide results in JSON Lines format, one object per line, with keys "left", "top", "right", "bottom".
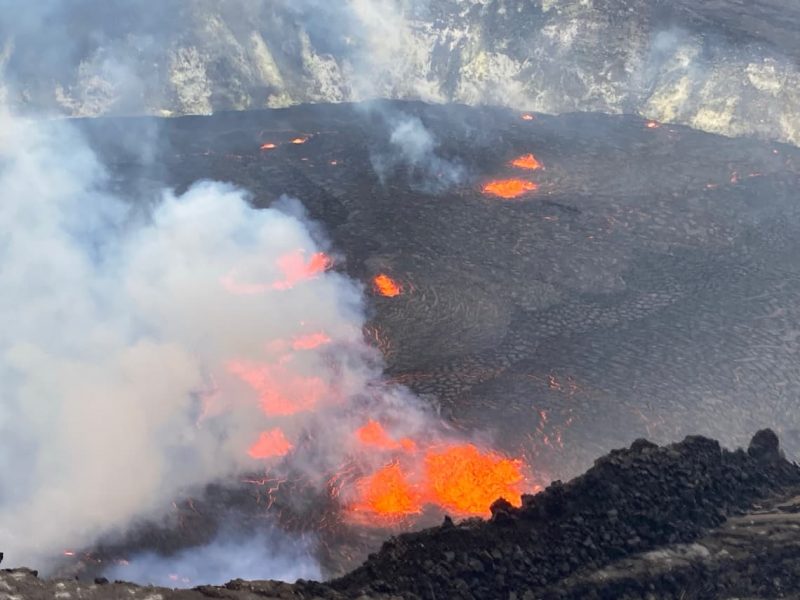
{"left": 356, "top": 420, "right": 417, "bottom": 453}
{"left": 273, "top": 251, "right": 332, "bottom": 290}
{"left": 260, "top": 143, "right": 277, "bottom": 150}
{"left": 510, "top": 154, "right": 542, "bottom": 171}
{"left": 424, "top": 444, "right": 524, "bottom": 515}
{"left": 291, "top": 136, "right": 309, "bottom": 145}
{"left": 292, "top": 332, "right": 332, "bottom": 351}
{"left": 645, "top": 120, "right": 660, "bottom": 129}
{"left": 373, "top": 273, "right": 402, "bottom": 297}
{"left": 248, "top": 428, "right": 293, "bottom": 459}
{"left": 228, "top": 360, "right": 325, "bottom": 415}
{"left": 521, "top": 114, "right": 535, "bottom": 121}
{"left": 351, "top": 463, "right": 421, "bottom": 516}
{"left": 482, "top": 179, "right": 538, "bottom": 199}
{"left": 348, "top": 443, "right": 527, "bottom": 520}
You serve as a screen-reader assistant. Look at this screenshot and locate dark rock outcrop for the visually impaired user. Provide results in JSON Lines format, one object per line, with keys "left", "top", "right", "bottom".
{"left": 6, "top": 430, "right": 800, "bottom": 599}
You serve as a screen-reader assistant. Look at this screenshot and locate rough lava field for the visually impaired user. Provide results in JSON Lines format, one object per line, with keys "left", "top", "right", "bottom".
{"left": 30, "top": 100, "right": 800, "bottom": 590}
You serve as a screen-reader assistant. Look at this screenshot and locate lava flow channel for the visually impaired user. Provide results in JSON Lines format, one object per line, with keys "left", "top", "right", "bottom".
{"left": 482, "top": 179, "right": 538, "bottom": 199}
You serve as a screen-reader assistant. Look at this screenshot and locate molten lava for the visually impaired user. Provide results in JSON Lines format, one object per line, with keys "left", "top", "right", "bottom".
{"left": 424, "top": 444, "right": 524, "bottom": 515}
{"left": 220, "top": 251, "right": 332, "bottom": 295}
{"left": 291, "top": 136, "right": 309, "bottom": 145}
{"left": 228, "top": 360, "right": 325, "bottom": 415}
{"left": 260, "top": 143, "right": 277, "bottom": 150}
{"left": 521, "top": 114, "right": 535, "bottom": 121}
{"left": 248, "top": 428, "right": 293, "bottom": 459}
{"left": 292, "top": 332, "right": 332, "bottom": 351}
{"left": 273, "top": 251, "right": 332, "bottom": 290}
{"left": 373, "top": 273, "right": 402, "bottom": 297}
{"left": 482, "top": 179, "right": 538, "bottom": 199}
{"left": 348, "top": 442, "right": 527, "bottom": 520}
{"left": 351, "top": 462, "right": 421, "bottom": 517}
{"left": 356, "top": 420, "right": 417, "bottom": 453}
{"left": 645, "top": 120, "right": 660, "bottom": 129}
{"left": 511, "top": 153, "right": 542, "bottom": 171}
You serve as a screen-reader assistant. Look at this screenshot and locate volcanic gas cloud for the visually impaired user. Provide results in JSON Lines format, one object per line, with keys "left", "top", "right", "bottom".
{"left": 0, "top": 107, "right": 533, "bottom": 572}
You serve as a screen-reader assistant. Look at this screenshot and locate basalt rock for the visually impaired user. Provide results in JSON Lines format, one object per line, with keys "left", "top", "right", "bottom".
{"left": 5, "top": 430, "right": 800, "bottom": 598}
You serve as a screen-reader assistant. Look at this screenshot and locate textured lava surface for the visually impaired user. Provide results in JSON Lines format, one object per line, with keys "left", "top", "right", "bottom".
{"left": 66, "top": 100, "right": 800, "bottom": 577}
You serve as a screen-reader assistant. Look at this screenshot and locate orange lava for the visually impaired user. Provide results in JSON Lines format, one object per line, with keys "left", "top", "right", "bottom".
{"left": 248, "top": 428, "right": 293, "bottom": 459}
{"left": 351, "top": 463, "right": 421, "bottom": 516}
{"left": 482, "top": 179, "right": 538, "bottom": 199}
{"left": 273, "top": 251, "right": 332, "bottom": 290}
{"left": 292, "top": 332, "right": 332, "bottom": 351}
{"left": 521, "top": 114, "right": 535, "bottom": 121}
{"left": 356, "top": 420, "right": 417, "bottom": 453}
{"left": 348, "top": 443, "right": 527, "bottom": 520}
{"left": 373, "top": 273, "right": 401, "bottom": 297}
{"left": 260, "top": 143, "right": 277, "bottom": 150}
{"left": 291, "top": 137, "right": 309, "bottom": 145}
{"left": 228, "top": 360, "right": 325, "bottom": 415}
{"left": 510, "top": 153, "right": 542, "bottom": 171}
{"left": 424, "top": 444, "right": 525, "bottom": 515}
{"left": 645, "top": 120, "right": 660, "bottom": 129}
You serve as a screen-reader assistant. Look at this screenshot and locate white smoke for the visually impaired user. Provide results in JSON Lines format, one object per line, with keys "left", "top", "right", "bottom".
{"left": 104, "top": 528, "right": 321, "bottom": 587}
{"left": 370, "top": 112, "right": 466, "bottom": 192}
{"left": 0, "top": 104, "right": 439, "bottom": 572}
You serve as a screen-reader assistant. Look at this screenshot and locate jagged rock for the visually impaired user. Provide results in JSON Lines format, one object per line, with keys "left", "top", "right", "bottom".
{"left": 748, "top": 428, "right": 783, "bottom": 463}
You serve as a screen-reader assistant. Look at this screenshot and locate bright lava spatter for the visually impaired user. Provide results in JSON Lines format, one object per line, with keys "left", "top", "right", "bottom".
{"left": 373, "top": 273, "right": 402, "bottom": 297}
{"left": 482, "top": 179, "right": 538, "bottom": 199}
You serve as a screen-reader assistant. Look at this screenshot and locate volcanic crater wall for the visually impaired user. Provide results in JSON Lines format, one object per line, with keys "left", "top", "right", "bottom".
{"left": 2, "top": 0, "right": 800, "bottom": 144}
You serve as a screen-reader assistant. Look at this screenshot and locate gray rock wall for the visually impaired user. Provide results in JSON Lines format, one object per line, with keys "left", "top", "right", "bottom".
{"left": 2, "top": 0, "right": 800, "bottom": 144}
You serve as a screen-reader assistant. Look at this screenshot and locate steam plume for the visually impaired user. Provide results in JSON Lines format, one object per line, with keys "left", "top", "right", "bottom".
{"left": 0, "top": 105, "right": 439, "bottom": 571}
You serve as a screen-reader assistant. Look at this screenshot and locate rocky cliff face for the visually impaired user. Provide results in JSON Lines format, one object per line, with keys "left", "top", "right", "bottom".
{"left": 3, "top": 0, "right": 800, "bottom": 144}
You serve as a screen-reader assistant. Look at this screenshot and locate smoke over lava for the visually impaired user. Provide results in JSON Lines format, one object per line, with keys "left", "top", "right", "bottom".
{"left": 0, "top": 103, "right": 531, "bottom": 576}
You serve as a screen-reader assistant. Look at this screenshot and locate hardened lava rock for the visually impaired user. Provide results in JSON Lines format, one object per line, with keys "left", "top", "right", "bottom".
{"left": 5, "top": 430, "right": 800, "bottom": 599}
{"left": 329, "top": 428, "right": 800, "bottom": 599}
